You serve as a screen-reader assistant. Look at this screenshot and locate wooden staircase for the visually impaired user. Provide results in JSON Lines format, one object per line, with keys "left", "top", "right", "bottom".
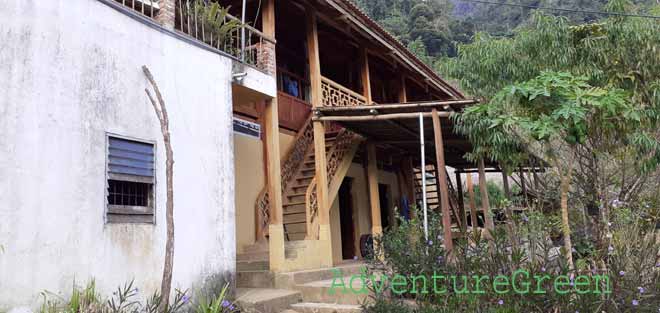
{"left": 254, "top": 117, "right": 363, "bottom": 242}
{"left": 282, "top": 132, "right": 338, "bottom": 240}
{"left": 414, "top": 164, "right": 463, "bottom": 230}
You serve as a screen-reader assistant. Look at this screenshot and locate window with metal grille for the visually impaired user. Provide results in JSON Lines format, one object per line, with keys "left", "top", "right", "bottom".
{"left": 106, "top": 135, "right": 155, "bottom": 224}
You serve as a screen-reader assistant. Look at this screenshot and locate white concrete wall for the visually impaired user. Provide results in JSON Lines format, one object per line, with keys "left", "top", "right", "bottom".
{"left": 0, "top": 0, "right": 243, "bottom": 309}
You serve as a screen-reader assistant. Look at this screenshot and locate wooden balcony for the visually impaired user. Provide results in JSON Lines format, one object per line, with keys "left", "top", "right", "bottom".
{"left": 321, "top": 76, "right": 368, "bottom": 107}
{"left": 278, "top": 92, "right": 311, "bottom": 131}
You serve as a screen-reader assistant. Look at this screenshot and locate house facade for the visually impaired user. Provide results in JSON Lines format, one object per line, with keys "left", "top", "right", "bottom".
{"left": 1, "top": 0, "right": 523, "bottom": 310}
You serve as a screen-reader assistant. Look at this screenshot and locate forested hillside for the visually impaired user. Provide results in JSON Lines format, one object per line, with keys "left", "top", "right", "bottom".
{"left": 353, "top": 0, "right": 657, "bottom": 60}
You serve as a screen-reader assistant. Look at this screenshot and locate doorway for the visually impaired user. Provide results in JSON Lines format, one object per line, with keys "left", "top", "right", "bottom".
{"left": 378, "top": 184, "right": 390, "bottom": 230}
{"left": 338, "top": 178, "right": 356, "bottom": 260}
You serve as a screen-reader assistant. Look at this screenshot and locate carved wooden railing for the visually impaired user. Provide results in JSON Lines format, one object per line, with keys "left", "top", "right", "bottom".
{"left": 254, "top": 117, "right": 314, "bottom": 241}
{"left": 305, "top": 130, "right": 362, "bottom": 239}
{"left": 321, "top": 76, "right": 368, "bottom": 107}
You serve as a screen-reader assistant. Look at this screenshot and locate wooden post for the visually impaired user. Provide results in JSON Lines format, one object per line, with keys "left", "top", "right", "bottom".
{"left": 367, "top": 143, "right": 382, "bottom": 236}
{"left": 260, "top": 0, "right": 286, "bottom": 271}
{"left": 455, "top": 171, "right": 467, "bottom": 233}
{"left": 398, "top": 76, "right": 407, "bottom": 103}
{"left": 307, "top": 7, "right": 332, "bottom": 266}
{"left": 431, "top": 109, "right": 453, "bottom": 252}
{"left": 478, "top": 159, "right": 495, "bottom": 233}
{"left": 519, "top": 166, "right": 528, "bottom": 205}
{"left": 501, "top": 169, "right": 518, "bottom": 248}
{"left": 360, "top": 48, "right": 372, "bottom": 105}
{"left": 466, "top": 173, "right": 478, "bottom": 228}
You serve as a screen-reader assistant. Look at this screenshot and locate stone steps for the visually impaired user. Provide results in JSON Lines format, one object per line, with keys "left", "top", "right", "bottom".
{"left": 290, "top": 302, "right": 362, "bottom": 313}
{"left": 235, "top": 288, "right": 302, "bottom": 313}
{"left": 295, "top": 276, "right": 369, "bottom": 305}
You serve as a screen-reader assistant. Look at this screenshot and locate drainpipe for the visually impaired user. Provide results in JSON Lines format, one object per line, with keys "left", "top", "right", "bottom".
{"left": 420, "top": 113, "right": 428, "bottom": 242}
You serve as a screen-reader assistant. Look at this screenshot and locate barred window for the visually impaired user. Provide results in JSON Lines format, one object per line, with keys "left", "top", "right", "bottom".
{"left": 106, "top": 135, "right": 155, "bottom": 224}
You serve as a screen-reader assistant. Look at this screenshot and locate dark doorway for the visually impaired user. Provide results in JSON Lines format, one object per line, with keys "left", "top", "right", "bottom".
{"left": 339, "top": 178, "right": 356, "bottom": 260}
{"left": 378, "top": 184, "right": 390, "bottom": 230}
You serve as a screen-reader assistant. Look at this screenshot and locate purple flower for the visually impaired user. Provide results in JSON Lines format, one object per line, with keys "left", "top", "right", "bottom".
{"left": 230, "top": 305, "right": 236, "bottom": 310}
{"left": 182, "top": 295, "right": 190, "bottom": 304}
{"left": 638, "top": 287, "right": 645, "bottom": 294}
{"left": 498, "top": 299, "right": 504, "bottom": 305}
{"left": 222, "top": 300, "right": 231, "bottom": 308}
{"left": 541, "top": 267, "right": 546, "bottom": 272}
{"left": 619, "top": 271, "right": 625, "bottom": 276}
{"left": 353, "top": 255, "right": 358, "bottom": 261}
{"left": 656, "top": 262, "right": 660, "bottom": 268}
{"left": 608, "top": 246, "right": 614, "bottom": 252}
{"left": 522, "top": 215, "right": 529, "bottom": 222}
{"left": 427, "top": 240, "right": 433, "bottom": 246}
{"left": 437, "top": 234, "right": 442, "bottom": 240}
{"left": 632, "top": 299, "right": 639, "bottom": 306}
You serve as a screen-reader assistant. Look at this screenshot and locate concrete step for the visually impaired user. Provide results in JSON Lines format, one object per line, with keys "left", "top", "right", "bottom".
{"left": 236, "top": 270, "right": 274, "bottom": 288}
{"left": 290, "top": 302, "right": 362, "bottom": 313}
{"left": 295, "top": 276, "right": 368, "bottom": 305}
{"left": 237, "top": 259, "right": 269, "bottom": 271}
{"left": 273, "top": 262, "right": 367, "bottom": 290}
{"left": 237, "top": 251, "right": 268, "bottom": 262}
{"left": 236, "top": 288, "right": 302, "bottom": 313}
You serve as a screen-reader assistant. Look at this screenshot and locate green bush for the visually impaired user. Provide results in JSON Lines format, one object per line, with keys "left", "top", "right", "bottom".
{"left": 363, "top": 206, "right": 660, "bottom": 312}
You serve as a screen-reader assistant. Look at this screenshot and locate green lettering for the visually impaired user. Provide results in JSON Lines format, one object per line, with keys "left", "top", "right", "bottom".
{"left": 432, "top": 272, "right": 447, "bottom": 294}
{"left": 533, "top": 274, "right": 551, "bottom": 294}
{"left": 451, "top": 275, "right": 470, "bottom": 294}
{"left": 554, "top": 275, "right": 570, "bottom": 295}
{"left": 493, "top": 275, "right": 510, "bottom": 294}
{"left": 391, "top": 274, "right": 408, "bottom": 295}
{"left": 573, "top": 275, "right": 591, "bottom": 294}
{"left": 511, "top": 269, "right": 530, "bottom": 294}
{"left": 329, "top": 269, "right": 346, "bottom": 295}
{"left": 472, "top": 275, "right": 489, "bottom": 294}
{"left": 410, "top": 274, "right": 428, "bottom": 294}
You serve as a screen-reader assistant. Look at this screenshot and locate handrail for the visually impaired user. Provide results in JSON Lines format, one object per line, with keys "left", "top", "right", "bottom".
{"left": 254, "top": 115, "right": 314, "bottom": 241}
{"left": 224, "top": 13, "right": 276, "bottom": 44}
{"left": 321, "top": 76, "right": 366, "bottom": 102}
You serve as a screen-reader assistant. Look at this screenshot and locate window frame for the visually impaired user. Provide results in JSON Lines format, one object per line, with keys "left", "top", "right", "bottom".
{"left": 104, "top": 133, "right": 157, "bottom": 225}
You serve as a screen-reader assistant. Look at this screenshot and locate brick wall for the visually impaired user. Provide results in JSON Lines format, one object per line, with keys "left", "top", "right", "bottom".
{"left": 155, "top": 0, "right": 176, "bottom": 29}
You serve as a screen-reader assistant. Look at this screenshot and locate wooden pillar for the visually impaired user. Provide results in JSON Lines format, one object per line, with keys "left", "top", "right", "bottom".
{"left": 360, "top": 48, "right": 372, "bottom": 105}
{"left": 431, "top": 109, "right": 453, "bottom": 252}
{"left": 466, "top": 173, "right": 478, "bottom": 228}
{"left": 398, "top": 76, "right": 407, "bottom": 103}
{"left": 261, "top": 0, "right": 286, "bottom": 271}
{"left": 367, "top": 143, "right": 383, "bottom": 236}
{"left": 306, "top": 7, "right": 332, "bottom": 266}
{"left": 478, "top": 159, "right": 495, "bottom": 232}
{"left": 455, "top": 171, "right": 467, "bottom": 232}
{"left": 519, "top": 166, "right": 527, "bottom": 205}
{"left": 501, "top": 169, "right": 518, "bottom": 247}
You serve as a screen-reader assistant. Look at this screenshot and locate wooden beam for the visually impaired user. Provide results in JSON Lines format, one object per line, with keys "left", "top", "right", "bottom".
{"left": 307, "top": 9, "right": 322, "bottom": 110}
{"left": 466, "top": 173, "right": 478, "bottom": 228}
{"left": 313, "top": 111, "right": 450, "bottom": 122}
{"left": 478, "top": 159, "right": 495, "bottom": 233}
{"left": 360, "top": 48, "right": 372, "bottom": 105}
{"left": 367, "top": 143, "right": 382, "bottom": 236}
{"left": 431, "top": 109, "right": 453, "bottom": 253}
{"left": 315, "top": 100, "right": 476, "bottom": 112}
{"left": 455, "top": 171, "right": 467, "bottom": 233}
{"left": 262, "top": 0, "right": 275, "bottom": 37}
{"left": 399, "top": 76, "right": 407, "bottom": 103}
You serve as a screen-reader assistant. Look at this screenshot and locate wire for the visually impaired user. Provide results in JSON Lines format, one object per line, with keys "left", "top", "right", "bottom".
{"left": 456, "top": 0, "right": 660, "bottom": 19}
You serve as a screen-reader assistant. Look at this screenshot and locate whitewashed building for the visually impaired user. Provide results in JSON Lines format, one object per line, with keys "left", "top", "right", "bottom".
{"left": 0, "top": 0, "right": 276, "bottom": 309}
